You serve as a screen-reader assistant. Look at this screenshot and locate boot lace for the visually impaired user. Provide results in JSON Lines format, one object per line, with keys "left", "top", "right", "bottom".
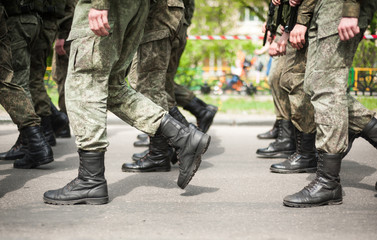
{"left": 66, "top": 177, "right": 80, "bottom": 190}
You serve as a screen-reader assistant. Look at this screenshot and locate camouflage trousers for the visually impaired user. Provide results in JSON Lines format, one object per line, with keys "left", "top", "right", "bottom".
{"left": 128, "top": 0, "right": 185, "bottom": 111}
{"left": 29, "top": 17, "right": 58, "bottom": 117}
{"left": 52, "top": 41, "right": 70, "bottom": 114}
{"left": 268, "top": 56, "right": 291, "bottom": 121}
{"left": 280, "top": 43, "right": 316, "bottom": 134}
{"left": 174, "top": 82, "right": 195, "bottom": 107}
{"left": 0, "top": 7, "right": 40, "bottom": 129}
{"left": 7, "top": 13, "right": 40, "bottom": 100}
{"left": 66, "top": 0, "right": 165, "bottom": 151}
{"left": 304, "top": 0, "right": 376, "bottom": 153}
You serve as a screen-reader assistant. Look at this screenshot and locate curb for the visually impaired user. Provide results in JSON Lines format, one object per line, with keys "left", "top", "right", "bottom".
{"left": 1, "top": 115, "right": 276, "bottom": 127}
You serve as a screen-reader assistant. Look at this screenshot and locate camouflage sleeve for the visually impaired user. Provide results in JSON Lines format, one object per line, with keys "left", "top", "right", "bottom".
{"left": 296, "top": 0, "right": 318, "bottom": 26}
{"left": 183, "top": 0, "right": 195, "bottom": 25}
{"left": 343, "top": 0, "right": 360, "bottom": 18}
{"left": 57, "top": 0, "right": 78, "bottom": 39}
{"left": 91, "top": 0, "right": 110, "bottom": 10}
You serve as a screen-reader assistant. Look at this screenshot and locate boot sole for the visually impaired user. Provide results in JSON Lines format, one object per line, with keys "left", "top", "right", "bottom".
{"left": 133, "top": 143, "right": 149, "bottom": 147}
{"left": 13, "top": 157, "right": 54, "bottom": 169}
{"left": 43, "top": 196, "right": 109, "bottom": 205}
{"left": 0, "top": 154, "right": 26, "bottom": 161}
{"left": 270, "top": 167, "right": 317, "bottom": 174}
{"left": 121, "top": 166, "right": 171, "bottom": 172}
{"left": 178, "top": 134, "right": 211, "bottom": 189}
{"left": 283, "top": 199, "right": 342, "bottom": 208}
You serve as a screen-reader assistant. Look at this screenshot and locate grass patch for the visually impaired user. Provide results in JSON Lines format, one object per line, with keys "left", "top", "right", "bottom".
{"left": 356, "top": 96, "right": 377, "bottom": 111}
{"left": 199, "top": 95, "right": 275, "bottom": 114}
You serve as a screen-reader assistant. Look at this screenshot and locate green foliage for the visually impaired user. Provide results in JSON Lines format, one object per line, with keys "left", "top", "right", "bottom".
{"left": 352, "top": 40, "right": 377, "bottom": 68}
{"left": 176, "top": 0, "right": 264, "bottom": 87}
{"left": 199, "top": 95, "right": 275, "bottom": 114}
{"left": 356, "top": 96, "right": 377, "bottom": 111}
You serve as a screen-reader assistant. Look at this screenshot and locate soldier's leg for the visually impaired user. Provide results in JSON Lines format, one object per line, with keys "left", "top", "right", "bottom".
{"left": 257, "top": 57, "right": 286, "bottom": 139}
{"left": 124, "top": 3, "right": 183, "bottom": 171}
{"left": 271, "top": 44, "right": 317, "bottom": 173}
{"left": 44, "top": 0, "right": 210, "bottom": 205}
{"left": 283, "top": 0, "right": 374, "bottom": 208}
{"left": 0, "top": 9, "right": 53, "bottom": 167}
{"left": 29, "top": 18, "right": 61, "bottom": 146}
{"left": 51, "top": 41, "right": 72, "bottom": 138}
{"left": 7, "top": 14, "right": 40, "bottom": 98}
{"left": 256, "top": 54, "right": 295, "bottom": 158}
{"left": 52, "top": 42, "right": 71, "bottom": 114}
{"left": 1, "top": 12, "right": 42, "bottom": 160}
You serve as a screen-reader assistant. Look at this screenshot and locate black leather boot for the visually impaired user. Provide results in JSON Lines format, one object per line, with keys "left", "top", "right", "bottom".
{"left": 50, "top": 100, "right": 69, "bottom": 136}
{"left": 270, "top": 130, "right": 317, "bottom": 173}
{"left": 283, "top": 152, "right": 343, "bottom": 207}
{"left": 256, "top": 119, "right": 295, "bottom": 158}
{"left": 342, "top": 117, "right": 377, "bottom": 158}
{"left": 14, "top": 126, "right": 54, "bottom": 169}
{"left": 341, "top": 129, "right": 361, "bottom": 158}
{"left": 361, "top": 117, "right": 377, "bottom": 149}
{"left": 41, "top": 116, "right": 56, "bottom": 146}
{"left": 0, "top": 134, "right": 27, "bottom": 160}
{"left": 169, "top": 106, "right": 190, "bottom": 127}
{"left": 194, "top": 97, "right": 218, "bottom": 113}
{"left": 257, "top": 120, "right": 279, "bottom": 139}
{"left": 133, "top": 137, "right": 149, "bottom": 147}
{"left": 122, "top": 135, "right": 172, "bottom": 172}
{"left": 55, "top": 125, "right": 71, "bottom": 138}
{"left": 132, "top": 146, "right": 178, "bottom": 165}
{"left": 132, "top": 149, "right": 149, "bottom": 161}
{"left": 43, "top": 150, "right": 108, "bottom": 205}
{"left": 158, "top": 114, "right": 211, "bottom": 189}
{"left": 183, "top": 97, "right": 217, "bottom": 133}
{"left": 137, "top": 133, "right": 148, "bottom": 140}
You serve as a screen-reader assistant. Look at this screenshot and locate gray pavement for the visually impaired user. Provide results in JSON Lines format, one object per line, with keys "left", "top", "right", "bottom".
{"left": 0, "top": 117, "right": 376, "bottom": 240}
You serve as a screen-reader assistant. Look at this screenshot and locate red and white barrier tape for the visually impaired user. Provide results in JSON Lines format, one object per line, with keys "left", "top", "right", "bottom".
{"left": 187, "top": 35, "right": 263, "bottom": 40}
{"left": 187, "top": 35, "right": 377, "bottom": 40}
{"left": 363, "top": 35, "right": 377, "bottom": 39}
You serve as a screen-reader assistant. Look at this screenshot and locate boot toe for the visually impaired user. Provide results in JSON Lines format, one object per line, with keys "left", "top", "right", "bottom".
{"left": 198, "top": 110, "right": 216, "bottom": 133}
{"left": 133, "top": 139, "right": 149, "bottom": 147}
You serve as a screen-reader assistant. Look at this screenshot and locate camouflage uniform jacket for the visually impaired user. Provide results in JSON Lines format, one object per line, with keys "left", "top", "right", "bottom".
{"left": 297, "top": 0, "right": 318, "bottom": 26}
{"left": 183, "top": 0, "right": 194, "bottom": 25}
{"left": 57, "top": 0, "right": 78, "bottom": 39}
{"left": 91, "top": 0, "right": 109, "bottom": 9}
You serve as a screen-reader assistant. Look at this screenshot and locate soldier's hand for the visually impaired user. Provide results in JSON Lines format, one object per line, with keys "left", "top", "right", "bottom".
{"left": 277, "top": 32, "right": 289, "bottom": 55}
{"left": 55, "top": 39, "right": 66, "bottom": 56}
{"left": 262, "top": 22, "right": 267, "bottom": 33}
{"left": 289, "top": 24, "right": 307, "bottom": 49}
{"left": 88, "top": 8, "right": 111, "bottom": 36}
{"left": 338, "top": 17, "right": 360, "bottom": 41}
{"left": 269, "top": 42, "right": 279, "bottom": 56}
{"left": 272, "top": 0, "right": 281, "bottom": 6}
{"left": 289, "top": 0, "right": 302, "bottom": 7}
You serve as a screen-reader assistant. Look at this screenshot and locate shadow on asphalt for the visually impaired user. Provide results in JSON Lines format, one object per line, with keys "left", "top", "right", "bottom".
{"left": 0, "top": 155, "right": 77, "bottom": 198}
{"left": 203, "top": 129, "right": 225, "bottom": 159}
{"left": 0, "top": 137, "right": 78, "bottom": 198}
{"left": 108, "top": 166, "right": 219, "bottom": 202}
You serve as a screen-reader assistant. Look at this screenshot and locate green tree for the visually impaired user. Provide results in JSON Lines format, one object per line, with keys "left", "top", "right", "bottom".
{"left": 177, "top": 0, "right": 263, "bottom": 87}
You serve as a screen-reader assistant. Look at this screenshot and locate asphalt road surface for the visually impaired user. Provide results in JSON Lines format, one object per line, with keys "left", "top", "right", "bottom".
{"left": 0, "top": 122, "right": 376, "bottom": 240}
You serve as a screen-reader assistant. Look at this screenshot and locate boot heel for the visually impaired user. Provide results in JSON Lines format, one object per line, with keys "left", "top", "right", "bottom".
{"left": 86, "top": 197, "right": 109, "bottom": 205}
{"left": 38, "top": 156, "right": 54, "bottom": 166}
